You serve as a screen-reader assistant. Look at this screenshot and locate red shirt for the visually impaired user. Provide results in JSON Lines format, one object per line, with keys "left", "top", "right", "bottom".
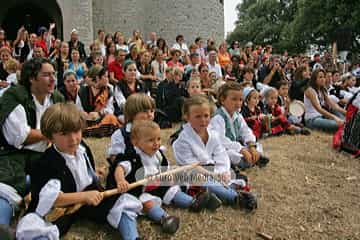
{"left": 108, "top": 61, "right": 124, "bottom": 81}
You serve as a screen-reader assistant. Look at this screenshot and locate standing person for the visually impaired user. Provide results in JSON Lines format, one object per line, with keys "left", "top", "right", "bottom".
{"left": 304, "top": 69, "right": 346, "bottom": 132}
{"left": 207, "top": 50, "right": 223, "bottom": 80}
{"left": 52, "top": 41, "right": 70, "bottom": 89}
{"left": 146, "top": 32, "right": 157, "bottom": 48}
{"left": 68, "top": 29, "right": 87, "bottom": 61}
{"left": 151, "top": 49, "right": 167, "bottom": 82}
{"left": 172, "top": 35, "right": 189, "bottom": 61}
{"left": 0, "top": 58, "right": 64, "bottom": 233}
{"left": 95, "top": 29, "right": 106, "bottom": 57}
{"left": 217, "top": 42, "right": 231, "bottom": 69}
{"left": 0, "top": 29, "right": 10, "bottom": 49}
{"left": 25, "top": 103, "right": 142, "bottom": 240}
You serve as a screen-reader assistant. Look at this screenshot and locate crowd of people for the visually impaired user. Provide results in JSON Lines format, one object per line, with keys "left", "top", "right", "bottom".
{"left": 0, "top": 23, "right": 359, "bottom": 239}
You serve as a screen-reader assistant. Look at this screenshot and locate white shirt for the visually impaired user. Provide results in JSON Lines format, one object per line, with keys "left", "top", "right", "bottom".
{"left": 304, "top": 88, "right": 324, "bottom": 120}
{"left": 208, "top": 62, "right": 223, "bottom": 78}
{"left": 172, "top": 123, "right": 230, "bottom": 174}
{"left": 108, "top": 123, "right": 132, "bottom": 156}
{"left": 54, "top": 144, "right": 93, "bottom": 192}
{"left": 2, "top": 94, "right": 52, "bottom": 152}
{"left": 134, "top": 147, "right": 166, "bottom": 177}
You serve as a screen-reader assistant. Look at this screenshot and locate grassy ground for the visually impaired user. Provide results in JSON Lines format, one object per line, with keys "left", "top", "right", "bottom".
{"left": 63, "top": 129, "right": 360, "bottom": 240}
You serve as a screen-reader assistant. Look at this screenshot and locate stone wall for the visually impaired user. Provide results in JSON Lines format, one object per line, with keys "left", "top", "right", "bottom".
{"left": 92, "top": 0, "right": 224, "bottom": 45}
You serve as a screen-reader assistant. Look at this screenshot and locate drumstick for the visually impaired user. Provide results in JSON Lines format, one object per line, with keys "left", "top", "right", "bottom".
{"left": 45, "top": 163, "right": 199, "bottom": 222}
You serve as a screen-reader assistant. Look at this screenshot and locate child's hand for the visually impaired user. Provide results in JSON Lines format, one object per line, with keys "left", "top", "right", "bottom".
{"left": 249, "top": 147, "right": 261, "bottom": 163}
{"left": 83, "top": 190, "right": 103, "bottom": 206}
{"left": 95, "top": 165, "right": 107, "bottom": 182}
{"left": 240, "top": 149, "right": 253, "bottom": 164}
{"left": 116, "top": 179, "right": 129, "bottom": 193}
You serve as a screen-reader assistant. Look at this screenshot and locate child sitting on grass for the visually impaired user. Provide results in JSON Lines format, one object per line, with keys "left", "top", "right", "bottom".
{"left": 25, "top": 103, "right": 142, "bottom": 240}
{"left": 210, "top": 82, "right": 269, "bottom": 169}
{"left": 107, "top": 120, "right": 221, "bottom": 234}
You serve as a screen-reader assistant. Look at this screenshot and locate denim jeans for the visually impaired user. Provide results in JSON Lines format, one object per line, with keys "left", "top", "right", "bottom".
{"left": 305, "top": 117, "right": 339, "bottom": 132}
{"left": 172, "top": 191, "right": 193, "bottom": 208}
{"left": 117, "top": 213, "right": 139, "bottom": 240}
{"left": 0, "top": 197, "right": 12, "bottom": 225}
{"left": 204, "top": 181, "right": 238, "bottom": 204}
{"left": 33, "top": 237, "right": 50, "bottom": 240}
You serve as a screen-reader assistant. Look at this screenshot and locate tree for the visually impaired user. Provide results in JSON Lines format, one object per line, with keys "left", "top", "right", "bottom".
{"left": 228, "top": 0, "right": 360, "bottom": 55}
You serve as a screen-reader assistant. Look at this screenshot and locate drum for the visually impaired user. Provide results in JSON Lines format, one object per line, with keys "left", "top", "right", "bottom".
{"left": 289, "top": 100, "right": 305, "bottom": 117}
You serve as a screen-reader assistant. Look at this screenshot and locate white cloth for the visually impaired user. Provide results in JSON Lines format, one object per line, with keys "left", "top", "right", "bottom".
{"left": 108, "top": 123, "right": 132, "bottom": 156}
{"left": 16, "top": 213, "right": 60, "bottom": 240}
{"left": 207, "top": 63, "right": 223, "bottom": 79}
{"left": 107, "top": 193, "right": 142, "bottom": 228}
{"left": 113, "top": 85, "right": 127, "bottom": 112}
{"left": 2, "top": 94, "right": 52, "bottom": 152}
{"left": 172, "top": 123, "right": 230, "bottom": 173}
{"left": 172, "top": 42, "right": 189, "bottom": 55}
{"left": 304, "top": 88, "right": 324, "bottom": 120}
{"left": 0, "top": 73, "right": 17, "bottom": 97}
{"left": 0, "top": 182, "right": 22, "bottom": 209}
{"left": 210, "top": 108, "right": 258, "bottom": 165}
{"left": 35, "top": 180, "right": 61, "bottom": 217}
{"left": 134, "top": 147, "right": 166, "bottom": 177}
{"left": 54, "top": 144, "right": 93, "bottom": 192}
{"left": 151, "top": 60, "right": 167, "bottom": 81}
{"left": 352, "top": 91, "right": 360, "bottom": 109}
{"left": 16, "top": 180, "right": 61, "bottom": 240}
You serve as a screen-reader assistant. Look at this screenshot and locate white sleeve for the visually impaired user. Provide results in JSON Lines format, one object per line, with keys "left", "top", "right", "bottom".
{"left": 172, "top": 139, "right": 199, "bottom": 166}
{"left": 102, "top": 96, "right": 115, "bottom": 115}
{"left": 212, "top": 136, "right": 231, "bottom": 174}
{"left": 35, "top": 179, "right": 61, "bottom": 216}
{"left": 117, "top": 161, "right": 132, "bottom": 177}
{"left": 209, "top": 115, "right": 244, "bottom": 152}
{"left": 75, "top": 95, "right": 85, "bottom": 112}
{"left": 2, "top": 104, "right": 31, "bottom": 149}
{"left": 114, "top": 86, "right": 126, "bottom": 110}
{"left": 108, "top": 129, "right": 126, "bottom": 156}
{"left": 238, "top": 114, "right": 256, "bottom": 144}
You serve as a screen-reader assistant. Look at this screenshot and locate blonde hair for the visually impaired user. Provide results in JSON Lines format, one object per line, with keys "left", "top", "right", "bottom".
{"left": 5, "top": 58, "right": 18, "bottom": 73}
{"left": 131, "top": 120, "right": 160, "bottom": 141}
{"left": 41, "top": 103, "right": 86, "bottom": 139}
{"left": 187, "top": 77, "right": 201, "bottom": 87}
{"left": 173, "top": 66, "right": 184, "bottom": 76}
{"left": 182, "top": 94, "right": 213, "bottom": 118}
{"left": 124, "top": 93, "right": 156, "bottom": 123}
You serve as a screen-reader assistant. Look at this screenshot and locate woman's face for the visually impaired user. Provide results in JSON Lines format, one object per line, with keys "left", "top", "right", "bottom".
{"left": 141, "top": 52, "right": 151, "bottom": 63}
{"left": 315, "top": 71, "right": 326, "bottom": 87}
{"left": 302, "top": 68, "right": 310, "bottom": 79}
{"left": 95, "top": 56, "right": 104, "bottom": 65}
{"left": 71, "top": 50, "right": 80, "bottom": 61}
{"left": 109, "top": 43, "right": 116, "bottom": 53}
{"left": 247, "top": 91, "right": 259, "bottom": 108}
{"left": 125, "top": 63, "right": 137, "bottom": 82}
{"left": 64, "top": 74, "right": 78, "bottom": 93}
{"left": 96, "top": 72, "right": 109, "bottom": 88}
{"left": 174, "top": 73, "right": 183, "bottom": 83}
{"left": 199, "top": 66, "right": 209, "bottom": 80}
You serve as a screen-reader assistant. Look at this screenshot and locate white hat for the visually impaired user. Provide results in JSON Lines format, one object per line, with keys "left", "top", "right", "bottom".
{"left": 243, "top": 87, "right": 256, "bottom": 101}
{"left": 71, "top": 28, "right": 78, "bottom": 34}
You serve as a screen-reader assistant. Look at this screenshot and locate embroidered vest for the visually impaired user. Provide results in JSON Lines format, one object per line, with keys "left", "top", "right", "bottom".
{"left": 216, "top": 108, "right": 241, "bottom": 141}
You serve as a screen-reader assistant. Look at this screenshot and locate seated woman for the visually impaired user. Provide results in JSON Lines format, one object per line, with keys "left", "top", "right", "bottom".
{"left": 59, "top": 70, "right": 81, "bottom": 105}
{"left": 304, "top": 69, "right": 346, "bottom": 132}
{"left": 68, "top": 48, "right": 88, "bottom": 84}
{"left": 78, "top": 65, "right": 121, "bottom": 137}
{"left": 113, "top": 60, "right": 145, "bottom": 119}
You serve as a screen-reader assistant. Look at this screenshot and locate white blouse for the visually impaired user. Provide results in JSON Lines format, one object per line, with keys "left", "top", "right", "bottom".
{"left": 172, "top": 123, "right": 230, "bottom": 174}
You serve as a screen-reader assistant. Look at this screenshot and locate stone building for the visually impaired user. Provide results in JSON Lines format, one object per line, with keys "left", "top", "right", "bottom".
{"left": 0, "top": 0, "right": 224, "bottom": 49}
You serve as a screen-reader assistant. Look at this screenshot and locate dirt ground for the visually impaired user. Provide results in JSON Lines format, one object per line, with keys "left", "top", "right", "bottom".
{"left": 63, "top": 129, "right": 360, "bottom": 240}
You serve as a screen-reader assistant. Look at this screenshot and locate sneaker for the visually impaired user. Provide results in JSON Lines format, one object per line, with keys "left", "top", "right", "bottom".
{"left": 206, "top": 192, "right": 222, "bottom": 211}
{"left": 256, "top": 156, "right": 270, "bottom": 168}
{"left": 190, "top": 191, "right": 222, "bottom": 212}
{"left": 190, "top": 191, "right": 210, "bottom": 212}
{"left": 235, "top": 191, "right": 257, "bottom": 211}
{"left": 300, "top": 128, "right": 311, "bottom": 135}
{"left": 160, "top": 215, "right": 180, "bottom": 234}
